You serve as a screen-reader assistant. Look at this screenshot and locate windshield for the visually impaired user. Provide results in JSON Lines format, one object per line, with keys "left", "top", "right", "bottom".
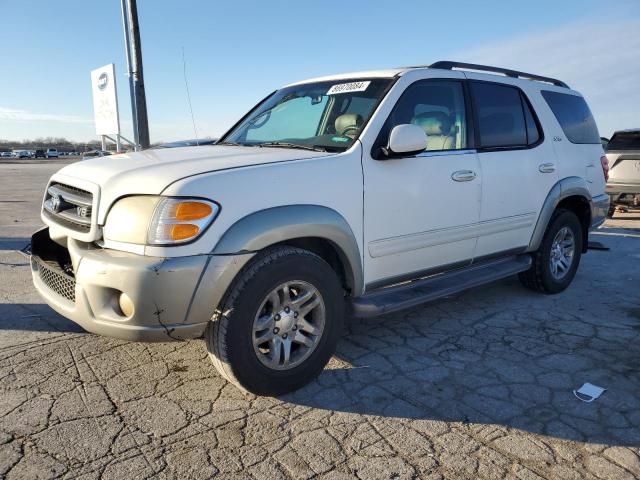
{"left": 222, "top": 78, "right": 393, "bottom": 152}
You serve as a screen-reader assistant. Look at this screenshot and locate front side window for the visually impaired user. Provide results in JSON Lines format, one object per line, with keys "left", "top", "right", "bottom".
{"left": 222, "top": 78, "right": 393, "bottom": 152}
{"left": 380, "top": 80, "right": 468, "bottom": 152}
{"left": 541, "top": 91, "right": 600, "bottom": 144}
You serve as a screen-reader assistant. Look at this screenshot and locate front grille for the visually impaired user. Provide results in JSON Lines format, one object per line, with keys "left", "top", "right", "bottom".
{"left": 32, "top": 255, "right": 76, "bottom": 302}
{"left": 43, "top": 183, "right": 93, "bottom": 232}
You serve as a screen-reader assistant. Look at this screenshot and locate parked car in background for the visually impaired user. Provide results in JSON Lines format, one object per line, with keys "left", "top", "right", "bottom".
{"left": 46, "top": 148, "right": 59, "bottom": 158}
{"left": 31, "top": 61, "right": 608, "bottom": 395}
{"left": 0, "top": 151, "right": 12, "bottom": 158}
{"left": 155, "top": 138, "right": 218, "bottom": 148}
{"left": 12, "top": 150, "right": 30, "bottom": 158}
{"left": 605, "top": 129, "right": 640, "bottom": 215}
{"left": 81, "top": 150, "right": 112, "bottom": 160}
{"left": 35, "top": 149, "right": 46, "bottom": 158}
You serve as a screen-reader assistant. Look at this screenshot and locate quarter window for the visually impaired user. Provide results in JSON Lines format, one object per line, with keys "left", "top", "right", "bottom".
{"left": 541, "top": 91, "right": 600, "bottom": 144}
{"left": 384, "top": 81, "right": 468, "bottom": 151}
{"left": 522, "top": 96, "right": 541, "bottom": 145}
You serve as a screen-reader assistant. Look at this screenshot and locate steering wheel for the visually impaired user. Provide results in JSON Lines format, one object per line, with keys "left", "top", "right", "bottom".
{"left": 340, "top": 125, "right": 360, "bottom": 137}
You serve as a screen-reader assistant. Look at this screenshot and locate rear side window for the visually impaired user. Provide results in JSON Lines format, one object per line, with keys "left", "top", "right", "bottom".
{"left": 606, "top": 131, "right": 640, "bottom": 151}
{"left": 541, "top": 91, "right": 600, "bottom": 144}
{"left": 470, "top": 82, "right": 541, "bottom": 149}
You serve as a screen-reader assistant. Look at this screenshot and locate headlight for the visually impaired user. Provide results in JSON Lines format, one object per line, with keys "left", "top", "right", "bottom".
{"left": 104, "top": 196, "right": 219, "bottom": 245}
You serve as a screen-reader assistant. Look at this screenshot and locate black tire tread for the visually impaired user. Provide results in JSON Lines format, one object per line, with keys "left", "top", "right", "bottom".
{"left": 206, "top": 246, "right": 334, "bottom": 393}
{"left": 519, "top": 208, "right": 580, "bottom": 294}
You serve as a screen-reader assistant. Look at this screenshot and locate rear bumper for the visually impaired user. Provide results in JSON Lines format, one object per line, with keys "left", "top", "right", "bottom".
{"left": 590, "top": 194, "right": 609, "bottom": 229}
{"left": 30, "top": 228, "right": 254, "bottom": 342}
{"left": 606, "top": 183, "right": 640, "bottom": 203}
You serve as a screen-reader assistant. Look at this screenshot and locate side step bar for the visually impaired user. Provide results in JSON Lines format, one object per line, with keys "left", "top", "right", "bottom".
{"left": 350, "top": 254, "right": 532, "bottom": 318}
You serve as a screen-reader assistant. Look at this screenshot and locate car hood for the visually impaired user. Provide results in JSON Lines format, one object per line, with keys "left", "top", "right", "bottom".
{"left": 51, "top": 145, "right": 330, "bottom": 223}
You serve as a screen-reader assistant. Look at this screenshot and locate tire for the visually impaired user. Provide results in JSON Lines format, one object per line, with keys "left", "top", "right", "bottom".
{"left": 519, "top": 209, "right": 583, "bottom": 294}
{"left": 206, "top": 246, "right": 344, "bottom": 396}
{"left": 607, "top": 203, "right": 616, "bottom": 218}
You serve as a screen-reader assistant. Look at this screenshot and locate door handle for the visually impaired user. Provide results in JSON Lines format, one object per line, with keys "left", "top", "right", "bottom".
{"left": 539, "top": 163, "right": 556, "bottom": 173}
{"left": 451, "top": 170, "right": 477, "bottom": 182}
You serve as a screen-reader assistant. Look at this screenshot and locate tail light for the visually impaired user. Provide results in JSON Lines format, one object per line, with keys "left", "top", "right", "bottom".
{"left": 600, "top": 155, "right": 609, "bottom": 182}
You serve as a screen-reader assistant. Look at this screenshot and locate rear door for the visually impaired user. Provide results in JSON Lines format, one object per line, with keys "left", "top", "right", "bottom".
{"left": 466, "top": 77, "right": 558, "bottom": 258}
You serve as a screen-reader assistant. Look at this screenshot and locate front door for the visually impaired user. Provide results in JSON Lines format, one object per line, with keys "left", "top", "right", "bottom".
{"left": 362, "top": 79, "right": 481, "bottom": 288}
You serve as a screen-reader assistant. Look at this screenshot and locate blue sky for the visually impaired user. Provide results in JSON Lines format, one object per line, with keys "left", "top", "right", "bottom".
{"left": 1, "top": 0, "right": 638, "bottom": 143}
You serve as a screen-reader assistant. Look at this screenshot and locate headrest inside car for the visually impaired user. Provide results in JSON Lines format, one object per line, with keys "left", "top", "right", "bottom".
{"left": 335, "top": 114, "right": 363, "bottom": 136}
{"left": 411, "top": 112, "right": 452, "bottom": 136}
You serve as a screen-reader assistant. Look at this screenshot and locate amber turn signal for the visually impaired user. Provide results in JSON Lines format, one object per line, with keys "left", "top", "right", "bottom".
{"left": 170, "top": 223, "right": 199, "bottom": 240}
{"left": 175, "top": 201, "right": 213, "bottom": 221}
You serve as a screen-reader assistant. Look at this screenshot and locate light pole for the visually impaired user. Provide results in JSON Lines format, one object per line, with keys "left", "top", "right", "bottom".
{"left": 120, "top": 0, "right": 150, "bottom": 149}
{"left": 120, "top": 0, "right": 138, "bottom": 148}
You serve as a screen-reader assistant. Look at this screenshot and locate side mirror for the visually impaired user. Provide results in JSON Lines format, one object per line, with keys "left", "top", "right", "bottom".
{"left": 384, "top": 124, "right": 427, "bottom": 158}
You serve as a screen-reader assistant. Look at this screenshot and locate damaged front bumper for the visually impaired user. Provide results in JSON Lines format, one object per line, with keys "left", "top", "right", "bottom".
{"left": 30, "top": 228, "right": 253, "bottom": 342}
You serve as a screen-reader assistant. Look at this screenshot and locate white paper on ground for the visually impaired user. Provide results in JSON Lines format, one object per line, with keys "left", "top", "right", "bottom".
{"left": 573, "top": 383, "right": 606, "bottom": 402}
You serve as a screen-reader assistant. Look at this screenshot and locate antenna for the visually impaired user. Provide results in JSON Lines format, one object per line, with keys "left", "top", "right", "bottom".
{"left": 182, "top": 47, "right": 199, "bottom": 144}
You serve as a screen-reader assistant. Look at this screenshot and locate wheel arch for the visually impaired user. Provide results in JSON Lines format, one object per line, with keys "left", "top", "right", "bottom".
{"left": 528, "top": 177, "right": 592, "bottom": 253}
{"left": 212, "top": 205, "right": 364, "bottom": 296}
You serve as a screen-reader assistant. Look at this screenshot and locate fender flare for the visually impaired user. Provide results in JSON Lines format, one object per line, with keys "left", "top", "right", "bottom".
{"left": 212, "top": 205, "right": 364, "bottom": 296}
{"left": 527, "top": 176, "right": 592, "bottom": 252}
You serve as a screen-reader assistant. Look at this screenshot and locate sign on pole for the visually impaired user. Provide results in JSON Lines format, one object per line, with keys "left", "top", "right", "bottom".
{"left": 90, "top": 64, "right": 120, "bottom": 136}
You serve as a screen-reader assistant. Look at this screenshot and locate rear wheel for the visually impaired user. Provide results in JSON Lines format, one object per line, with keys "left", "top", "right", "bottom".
{"left": 206, "top": 246, "right": 344, "bottom": 396}
{"left": 607, "top": 203, "right": 616, "bottom": 218}
{"left": 519, "top": 209, "right": 583, "bottom": 294}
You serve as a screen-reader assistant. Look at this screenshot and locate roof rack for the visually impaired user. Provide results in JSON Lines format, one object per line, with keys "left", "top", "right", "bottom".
{"left": 424, "top": 61, "right": 569, "bottom": 88}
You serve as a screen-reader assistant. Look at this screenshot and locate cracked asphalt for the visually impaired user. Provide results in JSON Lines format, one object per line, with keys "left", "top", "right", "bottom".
{"left": 1, "top": 161, "right": 640, "bottom": 479}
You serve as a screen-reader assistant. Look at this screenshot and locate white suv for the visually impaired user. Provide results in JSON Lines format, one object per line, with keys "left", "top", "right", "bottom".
{"left": 46, "top": 148, "right": 59, "bottom": 158}
{"left": 31, "top": 61, "right": 609, "bottom": 395}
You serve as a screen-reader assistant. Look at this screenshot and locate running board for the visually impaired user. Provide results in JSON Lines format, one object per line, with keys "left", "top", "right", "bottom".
{"left": 350, "top": 254, "right": 532, "bottom": 318}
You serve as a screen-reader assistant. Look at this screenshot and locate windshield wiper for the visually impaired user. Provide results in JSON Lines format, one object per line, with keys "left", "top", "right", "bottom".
{"left": 217, "top": 141, "right": 244, "bottom": 146}
{"left": 256, "top": 142, "right": 326, "bottom": 152}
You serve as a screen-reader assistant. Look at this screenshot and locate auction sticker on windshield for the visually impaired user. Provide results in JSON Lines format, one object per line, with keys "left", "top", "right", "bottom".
{"left": 327, "top": 81, "right": 371, "bottom": 95}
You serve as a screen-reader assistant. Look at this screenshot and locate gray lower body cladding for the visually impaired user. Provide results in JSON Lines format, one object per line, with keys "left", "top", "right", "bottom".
{"left": 590, "top": 193, "right": 609, "bottom": 228}
{"left": 30, "top": 228, "right": 254, "bottom": 341}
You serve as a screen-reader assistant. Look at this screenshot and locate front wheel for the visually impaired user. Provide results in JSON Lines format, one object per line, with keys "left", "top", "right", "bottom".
{"left": 206, "top": 246, "right": 344, "bottom": 396}
{"left": 519, "top": 209, "right": 583, "bottom": 294}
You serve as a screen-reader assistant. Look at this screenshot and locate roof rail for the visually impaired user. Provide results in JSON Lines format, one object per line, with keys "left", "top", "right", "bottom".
{"left": 427, "top": 61, "right": 569, "bottom": 88}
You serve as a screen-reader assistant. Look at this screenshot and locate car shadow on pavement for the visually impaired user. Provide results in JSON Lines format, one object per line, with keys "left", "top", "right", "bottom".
{"left": 0, "top": 237, "right": 31, "bottom": 252}
{"left": 0, "top": 303, "right": 84, "bottom": 334}
{"left": 283, "top": 281, "right": 640, "bottom": 447}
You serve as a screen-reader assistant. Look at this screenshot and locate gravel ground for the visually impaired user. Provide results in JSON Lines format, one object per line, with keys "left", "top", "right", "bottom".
{"left": 1, "top": 160, "right": 639, "bottom": 479}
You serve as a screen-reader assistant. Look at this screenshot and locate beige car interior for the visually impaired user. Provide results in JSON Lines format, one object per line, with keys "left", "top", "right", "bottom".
{"left": 335, "top": 113, "right": 364, "bottom": 138}
{"left": 411, "top": 111, "right": 456, "bottom": 150}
